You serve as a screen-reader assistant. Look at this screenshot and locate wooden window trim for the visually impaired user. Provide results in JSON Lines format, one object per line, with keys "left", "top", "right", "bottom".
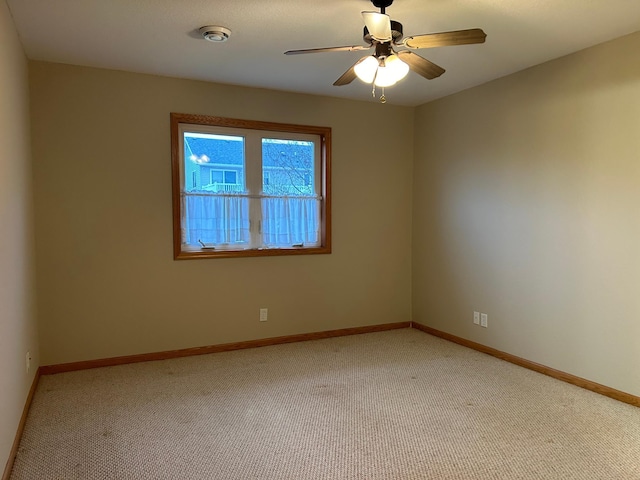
{"left": 170, "top": 113, "right": 332, "bottom": 259}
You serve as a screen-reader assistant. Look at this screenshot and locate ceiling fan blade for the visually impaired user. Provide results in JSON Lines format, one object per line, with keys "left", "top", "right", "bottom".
{"left": 333, "top": 57, "right": 369, "bottom": 86}
{"left": 403, "top": 28, "right": 487, "bottom": 49}
{"left": 362, "top": 11, "right": 392, "bottom": 42}
{"left": 397, "top": 51, "right": 445, "bottom": 80}
{"left": 285, "top": 45, "right": 371, "bottom": 55}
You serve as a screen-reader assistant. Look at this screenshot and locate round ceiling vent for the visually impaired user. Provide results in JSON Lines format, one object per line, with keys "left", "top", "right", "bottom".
{"left": 199, "top": 26, "right": 231, "bottom": 43}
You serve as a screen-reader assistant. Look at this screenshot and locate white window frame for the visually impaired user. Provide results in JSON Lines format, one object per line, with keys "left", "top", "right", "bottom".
{"left": 171, "top": 113, "right": 331, "bottom": 259}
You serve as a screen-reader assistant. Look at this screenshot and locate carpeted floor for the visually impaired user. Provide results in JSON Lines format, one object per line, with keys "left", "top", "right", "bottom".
{"left": 10, "top": 328, "right": 640, "bottom": 479}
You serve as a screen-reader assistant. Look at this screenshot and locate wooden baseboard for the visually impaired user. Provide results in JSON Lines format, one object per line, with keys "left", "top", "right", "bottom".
{"left": 2, "top": 368, "right": 41, "bottom": 480}
{"left": 40, "top": 322, "right": 411, "bottom": 375}
{"left": 411, "top": 322, "right": 640, "bottom": 408}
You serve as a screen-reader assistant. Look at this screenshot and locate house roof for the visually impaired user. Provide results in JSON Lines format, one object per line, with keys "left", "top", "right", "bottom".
{"left": 185, "top": 137, "right": 243, "bottom": 167}
{"left": 185, "top": 136, "right": 313, "bottom": 169}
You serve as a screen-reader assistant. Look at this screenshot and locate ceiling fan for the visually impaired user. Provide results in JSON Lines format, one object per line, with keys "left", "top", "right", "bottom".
{"left": 284, "top": 0, "right": 486, "bottom": 102}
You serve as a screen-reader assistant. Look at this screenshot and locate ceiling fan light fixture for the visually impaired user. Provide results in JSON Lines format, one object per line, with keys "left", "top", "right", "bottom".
{"left": 374, "top": 66, "right": 397, "bottom": 87}
{"left": 354, "top": 55, "right": 379, "bottom": 84}
{"left": 375, "top": 54, "right": 409, "bottom": 86}
{"left": 355, "top": 54, "right": 409, "bottom": 87}
{"left": 362, "top": 11, "right": 392, "bottom": 42}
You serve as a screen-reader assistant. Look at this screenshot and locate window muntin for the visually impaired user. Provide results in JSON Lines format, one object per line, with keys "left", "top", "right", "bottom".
{"left": 171, "top": 114, "right": 331, "bottom": 259}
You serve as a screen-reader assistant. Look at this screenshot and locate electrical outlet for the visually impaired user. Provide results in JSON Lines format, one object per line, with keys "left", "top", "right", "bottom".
{"left": 480, "top": 313, "right": 488, "bottom": 328}
{"left": 26, "top": 351, "right": 31, "bottom": 374}
{"left": 259, "top": 308, "right": 268, "bottom": 322}
{"left": 473, "top": 311, "right": 480, "bottom": 325}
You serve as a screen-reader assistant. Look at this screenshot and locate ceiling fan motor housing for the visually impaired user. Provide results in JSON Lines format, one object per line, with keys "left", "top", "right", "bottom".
{"left": 372, "top": 0, "right": 394, "bottom": 11}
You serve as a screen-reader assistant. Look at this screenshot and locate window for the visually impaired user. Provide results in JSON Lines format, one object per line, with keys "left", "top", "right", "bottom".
{"left": 209, "top": 169, "right": 238, "bottom": 187}
{"left": 171, "top": 113, "right": 331, "bottom": 259}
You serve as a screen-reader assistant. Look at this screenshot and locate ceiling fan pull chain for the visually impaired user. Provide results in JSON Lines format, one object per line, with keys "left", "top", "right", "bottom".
{"left": 380, "top": 87, "right": 387, "bottom": 103}
{"left": 371, "top": 67, "right": 378, "bottom": 98}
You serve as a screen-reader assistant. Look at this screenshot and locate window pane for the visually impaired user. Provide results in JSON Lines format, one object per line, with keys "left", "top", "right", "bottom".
{"left": 224, "top": 170, "right": 237, "bottom": 184}
{"left": 181, "top": 132, "right": 249, "bottom": 249}
{"left": 183, "top": 133, "right": 245, "bottom": 193}
{"left": 210, "top": 170, "right": 223, "bottom": 184}
{"left": 261, "top": 197, "right": 320, "bottom": 247}
{"left": 262, "top": 139, "right": 314, "bottom": 196}
{"left": 183, "top": 195, "right": 250, "bottom": 246}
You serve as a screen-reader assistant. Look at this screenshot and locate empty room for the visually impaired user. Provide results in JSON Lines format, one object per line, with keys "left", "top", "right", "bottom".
{"left": 2, "top": 0, "right": 640, "bottom": 478}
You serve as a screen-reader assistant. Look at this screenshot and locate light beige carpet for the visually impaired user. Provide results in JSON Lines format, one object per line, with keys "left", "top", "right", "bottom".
{"left": 10, "top": 329, "right": 640, "bottom": 479}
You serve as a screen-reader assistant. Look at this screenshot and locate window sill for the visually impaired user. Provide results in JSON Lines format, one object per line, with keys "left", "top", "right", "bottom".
{"left": 174, "top": 245, "right": 331, "bottom": 260}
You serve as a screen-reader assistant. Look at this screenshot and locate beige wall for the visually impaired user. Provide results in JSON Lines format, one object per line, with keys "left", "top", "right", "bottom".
{"left": 0, "top": 0, "right": 39, "bottom": 472}
{"left": 29, "top": 62, "right": 414, "bottom": 365}
{"left": 413, "top": 31, "right": 640, "bottom": 396}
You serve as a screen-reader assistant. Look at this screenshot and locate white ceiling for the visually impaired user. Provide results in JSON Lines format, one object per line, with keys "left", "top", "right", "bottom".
{"left": 7, "top": 0, "right": 640, "bottom": 106}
